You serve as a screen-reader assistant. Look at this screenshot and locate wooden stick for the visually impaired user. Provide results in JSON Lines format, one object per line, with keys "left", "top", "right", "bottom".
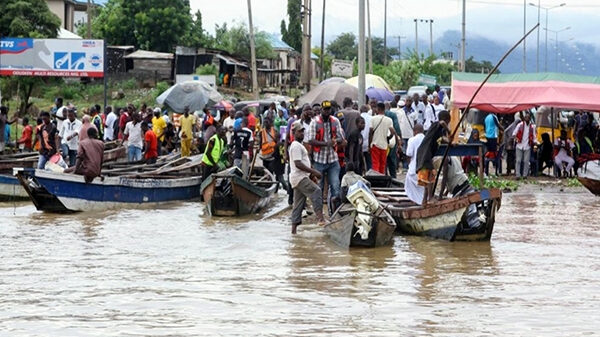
{"left": 433, "top": 23, "right": 539, "bottom": 195}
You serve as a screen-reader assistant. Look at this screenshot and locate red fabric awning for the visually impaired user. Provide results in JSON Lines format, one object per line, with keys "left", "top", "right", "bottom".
{"left": 452, "top": 72, "right": 600, "bottom": 114}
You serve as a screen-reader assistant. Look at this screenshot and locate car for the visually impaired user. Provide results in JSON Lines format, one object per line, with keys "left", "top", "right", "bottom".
{"left": 406, "top": 85, "right": 427, "bottom": 98}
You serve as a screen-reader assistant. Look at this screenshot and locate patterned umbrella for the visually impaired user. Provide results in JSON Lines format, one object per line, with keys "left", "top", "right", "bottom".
{"left": 296, "top": 82, "right": 358, "bottom": 107}
{"left": 366, "top": 87, "right": 395, "bottom": 102}
{"left": 345, "top": 74, "right": 393, "bottom": 92}
{"left": 214, "top": 100, "right": 233, "bottom": 110}
{"left": 319, "top": 77, "right": 347, "bottom": 85}
{"left": 156, "top": 81, "right": 222, "bottom": 113}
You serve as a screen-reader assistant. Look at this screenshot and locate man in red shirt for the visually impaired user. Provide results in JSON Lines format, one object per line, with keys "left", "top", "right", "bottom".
{"left": 141, "top": 122, "right": 158, "bottom": 164}
{"left": 17, "top": 117, "right": 33, "bottom": 152}
{"left": 118, "top": 106, "right": 132, "bottom": 139}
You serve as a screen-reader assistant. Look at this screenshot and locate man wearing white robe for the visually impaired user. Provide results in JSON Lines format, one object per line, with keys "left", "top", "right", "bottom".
{"left": 405, "top": 124, "right": 426, "bottom": 204}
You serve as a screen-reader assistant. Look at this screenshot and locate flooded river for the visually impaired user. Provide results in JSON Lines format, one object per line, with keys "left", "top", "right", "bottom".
{"left": 1, "top": 190, "right": 599, "bottom": 336}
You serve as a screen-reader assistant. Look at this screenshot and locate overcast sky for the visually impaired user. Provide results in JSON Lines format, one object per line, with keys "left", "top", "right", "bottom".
{"left": 194, "top": 0, "right": 600, "bottom": 51}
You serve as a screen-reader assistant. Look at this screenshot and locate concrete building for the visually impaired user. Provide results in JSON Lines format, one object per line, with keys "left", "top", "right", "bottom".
{"left": 46, "top": 0, "right": 90, "bottom": 33}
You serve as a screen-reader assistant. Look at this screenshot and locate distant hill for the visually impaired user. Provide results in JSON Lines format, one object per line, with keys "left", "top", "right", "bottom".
{"left": 392, "top": 30, "right": 598, "bottom": 76}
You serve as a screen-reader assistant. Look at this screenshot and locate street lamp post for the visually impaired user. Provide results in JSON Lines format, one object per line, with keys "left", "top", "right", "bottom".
{"left": 546, "top": 26, "right": 570, "bottom": 72}
{"left": 529, "top": 2, "right": 566, "bottom": 72}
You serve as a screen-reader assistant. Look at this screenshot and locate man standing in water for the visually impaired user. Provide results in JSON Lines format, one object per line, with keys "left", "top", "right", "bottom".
{"left": 289, "top": 121, "right": 325, "bottom": 234}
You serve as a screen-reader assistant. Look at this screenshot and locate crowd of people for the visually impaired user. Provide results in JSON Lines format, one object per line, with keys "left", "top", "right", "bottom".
{"left": 470, "top": 109, "right": 600, "bottom": 179}
{"left": 2, "top": 85, "right": 600, "bottom": 231}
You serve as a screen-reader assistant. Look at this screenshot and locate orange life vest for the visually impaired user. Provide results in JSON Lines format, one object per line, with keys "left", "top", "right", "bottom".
{"left": 261, "top": 128, "right": 277, "bottom": 156}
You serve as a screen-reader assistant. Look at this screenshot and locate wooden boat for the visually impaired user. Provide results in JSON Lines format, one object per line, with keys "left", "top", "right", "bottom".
{"left": 14, "top": 155, "right": 203, "bottom": 212}
{"left": 325, "top": 202, "right": 396, "bottom": 248}
{"left": 369, "top": 184, "right": 502, "bottom": 242}
{"left": 577, "top": 159, "right": 600, "bottom": 196}
{"left": 0, "top": 141, "right": 126, "bottom": 200}
{"left": 200, "top": 166, "right": 277, "bottom": 216}
{"left": 0, "top": 153, "right": 38, "bottom": 199}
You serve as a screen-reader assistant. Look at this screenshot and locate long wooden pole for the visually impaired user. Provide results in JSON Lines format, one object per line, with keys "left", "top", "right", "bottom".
{"left": 247, "top": 0, "right": 259, "bottom": 99}
{"left": 358, "top": 0, "right": 366, "bottom": 105}
{"left": 319, "top": 0, "right": 326, "bottom": 82}
{"left": 367, "top": 0, "right": 372, "bottom": 74}
{"left": 432, "top": 23, "right": 540, "bottom": 195}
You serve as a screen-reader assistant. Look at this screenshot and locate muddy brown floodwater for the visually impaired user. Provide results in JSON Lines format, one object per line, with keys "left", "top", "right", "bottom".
{"left": 1, "top": 189, "right": 599, "bottom": 336}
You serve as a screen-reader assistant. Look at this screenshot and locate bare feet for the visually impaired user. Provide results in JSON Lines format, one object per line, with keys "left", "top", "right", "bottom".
{"left": 291, "top": 223, "right": 300, "bottom": 234}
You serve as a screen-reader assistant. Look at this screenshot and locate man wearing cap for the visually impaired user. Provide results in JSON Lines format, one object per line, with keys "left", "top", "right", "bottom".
{"left": 289, "top": 121, "right": 325, "bottom": 234}
{"left": 307, "top": 100, "right": 345, "bottom": 206}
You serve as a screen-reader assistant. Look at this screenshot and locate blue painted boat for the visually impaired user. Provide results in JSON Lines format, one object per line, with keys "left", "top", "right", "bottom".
{"left": 14, "top": 156, "right": 204, "bottom": 212}
{"left": 0, "top": 174, "right": 29, "bottom": 199}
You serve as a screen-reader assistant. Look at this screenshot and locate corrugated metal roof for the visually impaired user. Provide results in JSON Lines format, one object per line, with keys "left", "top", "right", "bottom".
{"left": 215, "top": 54, "right": 248, "bottom": 68}
{"left": 124, "top": 50, "right": 174, "bottom": 59}
{"left": 266, "top": 34, "right": 295, "bottom": 51}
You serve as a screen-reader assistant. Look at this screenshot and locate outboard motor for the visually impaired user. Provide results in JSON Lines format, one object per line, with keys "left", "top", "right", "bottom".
{"left": 346, "top": 181, "right": 380, "bottom": 240}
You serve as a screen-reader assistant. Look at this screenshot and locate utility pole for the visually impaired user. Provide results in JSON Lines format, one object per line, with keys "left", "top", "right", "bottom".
{"left": 397, "top": 36, "right": 406, "bottom": 60}
{"left": 414, "top": 19, "right": 419, "bottom": 58}
{"left": 87, "top": 0, "right": 92, "bottom": 39}
{"left": 429, "top": 19, "right": 433, "bottom": 57}
{"left": 367, "top": 0, "right": 373, "bottom": 74}
{"left": 523, "top": 0, "right": 527, "bottom": 72}
{"left": 461, "top": 0, "right": 466, "bottom": 71}
{"left": 358, "top": 0, "right": 366, "bottom": 105}
{"left": 300, "top": 0, "right": 312, "bottom": 91}
{"left": 319, "top": 0, "right": 326, "bottom": 82}
{"left": 383, "top": 0, "right": 387, "bottom": 65}
{"left": 247, "top": 0, "right": 258, "bottom": 98}
{"left": 536, "top": 0, "right": 540, "bottom": 72}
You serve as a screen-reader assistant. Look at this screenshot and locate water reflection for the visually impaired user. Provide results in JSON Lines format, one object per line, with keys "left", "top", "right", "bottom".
{"left": 0, "top": 191, "right": 599, "bottom": 336}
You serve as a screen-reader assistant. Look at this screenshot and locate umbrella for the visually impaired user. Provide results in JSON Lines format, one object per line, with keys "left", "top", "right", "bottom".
{"left": 156, "top": 81, "right": 222, "bottom": 113}
{"left": 319, "top": 77, "right": 347, "bottom": 85}
{"left": 366, "top": 87, "right": 394, "bottom": 102}
{"left": 297, "top": 82, "right": 358, "bottom": 107}
{"left": 214, "top": 100, "right": 233, "bottom": 110}
{"left": 345, "top": 74, "right": 393, "bottom": 92}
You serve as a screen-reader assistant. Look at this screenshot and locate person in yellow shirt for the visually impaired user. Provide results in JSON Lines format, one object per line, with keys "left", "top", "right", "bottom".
{"left": 179, "top": 107, "right": 196, "bottom": 157}
{"left": 152, "top": 108, "right": 167, "bottom": 155}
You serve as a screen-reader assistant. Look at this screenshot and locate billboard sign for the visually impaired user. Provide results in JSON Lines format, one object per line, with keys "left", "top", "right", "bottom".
{"left": 331, "top": 59, "right": 353, "bottom": 78}
{"left": 417, "top": 74, "right": 437, "bottom": 87}
{"left": 0, "top": 38, "right": 104, "bottom": 77}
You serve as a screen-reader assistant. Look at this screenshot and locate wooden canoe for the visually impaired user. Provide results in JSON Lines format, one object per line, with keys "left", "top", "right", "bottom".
{"left": 577, "top": 160, "right": 600, "bottom": 196}
{"left": 369, "top": 183, "right": 502, "bottom": 241}
{"left": 325, "top": 203, "right": 396, "bottom": 248}
{"left": 201, "top": 166, "right": 277, "bottom": 216}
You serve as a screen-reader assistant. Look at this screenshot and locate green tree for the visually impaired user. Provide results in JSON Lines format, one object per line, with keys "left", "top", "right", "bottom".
{"left": 0, "top": 0, "right": 61, "bottom": 115}
{"left": 312, "top": 47, "right": 333, "bottom": 78}
{"left": 327, "top": 32, "right": 357, "bottom": 61}
{"left": 281, "top": 0, "right": 302, "bottom": 51}
{"left": 465, "top": 56, "right": 497, "bottom": 73}
{"left": 180, "top": 10, "right": 213, "bottom": 48}
{"left": 0, "top": 0, "right": 61, "bottom": 38}
{"left": 212, "top": 23, "right": 275, "bottom": 60}
{"left": 86, "top": 0, "right": 192, "bottom": 52}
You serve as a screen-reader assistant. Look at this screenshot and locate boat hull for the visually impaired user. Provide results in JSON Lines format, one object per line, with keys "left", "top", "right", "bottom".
{"left": 0, "top": 174, "right": 28, "bottom": 199}
{"left": 385, "top": 189, "right": 502, "bottom": 241}
{"left": 325, "top": 205, "right": 396, "bottom": 248}
{"left": 16, "top": 168, "right": 202, "bottom": 212}
{"left": 201, "top": 168, "right": 276, "bottom": 217}
{"left": 578, "top": 177, "right": 600, "bottom": 196}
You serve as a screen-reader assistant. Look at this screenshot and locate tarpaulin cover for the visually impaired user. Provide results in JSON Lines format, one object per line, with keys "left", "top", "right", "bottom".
{"left": 451, "top": 72, "right": 600, "bottom": 114}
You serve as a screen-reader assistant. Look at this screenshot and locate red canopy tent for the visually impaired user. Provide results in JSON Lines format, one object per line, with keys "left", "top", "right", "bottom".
{"left": 451, "top": 72, "right": 600, "bottom": 114}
